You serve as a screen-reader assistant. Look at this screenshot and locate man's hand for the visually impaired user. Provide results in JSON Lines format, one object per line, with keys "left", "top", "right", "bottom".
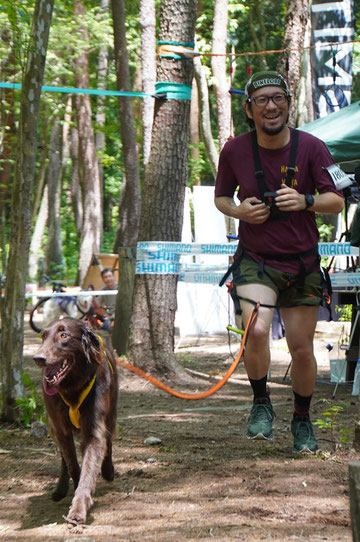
{"left": 238, "top": 197, "right": 270, "bottom": 223}
{"left": 214, "top": 195, "right": 270, "bottom": 224}
{"left": 274, "top": 184, "right": 307, "bottom": 211}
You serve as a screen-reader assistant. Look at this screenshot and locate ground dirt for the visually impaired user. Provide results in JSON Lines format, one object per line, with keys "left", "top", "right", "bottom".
{"left": 0, "top": 317, "right": 359, "bottom": 541}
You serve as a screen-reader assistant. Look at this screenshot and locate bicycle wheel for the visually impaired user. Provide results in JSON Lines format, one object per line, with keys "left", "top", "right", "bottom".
{"left": 29, "top": 297, "right": 50, "bottom": 333}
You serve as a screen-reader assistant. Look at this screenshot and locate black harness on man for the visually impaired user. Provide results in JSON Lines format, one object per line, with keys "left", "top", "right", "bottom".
{"left": 220, "top": 128, "right": 332, "bottom": 318}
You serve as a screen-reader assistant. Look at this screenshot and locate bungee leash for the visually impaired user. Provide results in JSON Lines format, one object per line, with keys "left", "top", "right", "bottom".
{"left": 116, "top": 303, "right": 260, "bottom": 400}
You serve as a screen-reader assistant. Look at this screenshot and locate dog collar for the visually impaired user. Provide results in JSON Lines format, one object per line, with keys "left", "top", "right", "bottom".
{"left": 59, "top": 373, "right": 96, "bottom": 429}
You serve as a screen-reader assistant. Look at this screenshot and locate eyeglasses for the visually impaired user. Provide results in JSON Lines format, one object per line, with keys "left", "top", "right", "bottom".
{"left": 248, "top": 93, "right": 289, "bottom": 107}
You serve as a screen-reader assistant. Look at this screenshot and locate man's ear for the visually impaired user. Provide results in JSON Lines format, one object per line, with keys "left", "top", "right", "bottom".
{"left": 244, "top": 101, "right": 253, "bottom": 121}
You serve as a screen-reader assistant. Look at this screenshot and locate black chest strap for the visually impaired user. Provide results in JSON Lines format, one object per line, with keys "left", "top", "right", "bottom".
{"left": 251, "top": 128, "right": 299, "bottom": 197}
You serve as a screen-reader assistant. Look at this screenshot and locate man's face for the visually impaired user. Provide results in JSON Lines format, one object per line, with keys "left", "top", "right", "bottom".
{"left": 102, "top": 271, "right": 115, "bottom": 289}
{"left": 245, "top": 86, "right": 289, "bottom": 136}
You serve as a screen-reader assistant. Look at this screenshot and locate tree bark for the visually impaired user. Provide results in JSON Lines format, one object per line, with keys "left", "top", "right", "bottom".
{"left": 193, "top": 55, "right": 218, "bottom": 179}
{"left": 349, "top": 461, "right": 360, "bottom": 542}
{"left": 128, "top": 0, "right": 197, "bottom": 375}
{"left": 44, "top": 119, "right": 63, "bottom": 277}
{"left": 112, "top": 0, "right": 141, "bottom": 250}
{"left": 112, "top": 247, "right": 136, "bottom": 355}
{"left": 29, "top": 185, "right": 48, "bottom": 280}
{"left": 96, "top": 0, "right": 109, "bottom": 239}
{"left": 190, "top": 78, "right": 201, "bottom": 186}
{"left": 0, "top": 29, "right": 17, "bottom": 276}
{"left": 0, "top": 0, "right": 54, "bottom": 422}
{"left": 140, "top": 0, "right": 156, "bottom": 168}
{"left": 277, "top": 0, "right": 310, "bottom": 127}
{"left": 70, "top": 122, "right": 83, "bottom": 237}
{"left": 74, "top": 0, "right": 102, "bottom": 286}
{"left": 211, "top": 0, "right": 231, "bottom": 151}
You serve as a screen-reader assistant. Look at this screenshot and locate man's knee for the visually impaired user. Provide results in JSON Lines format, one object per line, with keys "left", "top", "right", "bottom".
{"left": 289, "top": 342, "right": 314, "bottom": 363}
{"left": 247, "top": 320, "right": 271, "bottom": 348}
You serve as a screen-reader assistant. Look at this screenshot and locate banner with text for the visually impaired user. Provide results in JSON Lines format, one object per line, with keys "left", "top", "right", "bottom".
{"left": 310, "top": 0, "right": 355, "bottom": 118}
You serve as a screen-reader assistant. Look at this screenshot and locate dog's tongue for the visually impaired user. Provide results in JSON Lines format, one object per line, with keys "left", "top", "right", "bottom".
{"left": 43, "top": 377, "right": 59, "bottom": 396}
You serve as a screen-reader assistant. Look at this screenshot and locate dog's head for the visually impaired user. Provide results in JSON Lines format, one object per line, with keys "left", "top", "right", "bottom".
{"left": 33, "top": 318, "right": 104, "bottom": 396}
{"left": 77, "top": 291, "right": 93, "bottom": 313}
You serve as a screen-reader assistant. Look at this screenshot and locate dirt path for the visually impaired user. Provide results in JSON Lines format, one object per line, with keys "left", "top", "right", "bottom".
{"left": 0, "top": 319, "right": 358, "bottom": 541}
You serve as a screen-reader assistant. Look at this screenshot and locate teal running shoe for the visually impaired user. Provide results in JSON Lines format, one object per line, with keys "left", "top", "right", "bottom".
{"left": 291, "top": 416, "right": 318, "bottom": 454}
{"left": 247, "top": 397, "right": 275, "bottom": 440}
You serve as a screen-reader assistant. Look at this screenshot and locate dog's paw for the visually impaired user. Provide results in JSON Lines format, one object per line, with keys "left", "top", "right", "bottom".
{"left": 52, "top": 480, "right": 69, "bottom": 501}
{"left": 66, "top": 493, "right": 93, "bottom": 525}
{"left": 101, "top": 460, "right": 115, "bottom": 481}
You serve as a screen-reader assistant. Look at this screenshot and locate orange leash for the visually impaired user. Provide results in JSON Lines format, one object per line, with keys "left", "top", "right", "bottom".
{"left": 117, "top": 304, "right": 259, "bottom": 400}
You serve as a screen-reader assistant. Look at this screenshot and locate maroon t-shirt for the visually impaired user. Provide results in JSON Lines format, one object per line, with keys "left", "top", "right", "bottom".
{"left": 215, "top": 128, "right": 343, "bottom": 273}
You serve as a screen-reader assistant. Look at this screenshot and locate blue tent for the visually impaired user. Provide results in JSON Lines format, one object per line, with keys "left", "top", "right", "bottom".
{"left": 299, "top": 101, "right": 360, "bottom": 171}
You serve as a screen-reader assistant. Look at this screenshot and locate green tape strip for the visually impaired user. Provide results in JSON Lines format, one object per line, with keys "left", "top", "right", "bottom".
{"left": 0, "top": 81, "right": 152, "bottom": 98}
{"left": 158, "top": 40, "right": 195, "bottom": 48}
{"left": 155, "top": 82, "right": 192, "bottom": 100}
{"left": 1, "top": 81, "right": 192, "bottom": 100}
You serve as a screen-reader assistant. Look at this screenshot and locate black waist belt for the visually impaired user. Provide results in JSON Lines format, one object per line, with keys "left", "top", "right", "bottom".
{"left": 220, "top": 245, "right": 320, "bottom": 292}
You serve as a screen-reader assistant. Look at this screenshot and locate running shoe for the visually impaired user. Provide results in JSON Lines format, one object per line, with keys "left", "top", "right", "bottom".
{"left": 291, "top": 416, "right": 318, "bottom": 454}
{"left": 247, "top": 397, "right": 275, "bottom": 440}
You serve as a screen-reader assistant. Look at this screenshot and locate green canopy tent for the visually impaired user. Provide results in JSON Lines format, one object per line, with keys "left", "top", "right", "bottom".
{"left": 299, "top": 101, "right": 360, "bottom": 172}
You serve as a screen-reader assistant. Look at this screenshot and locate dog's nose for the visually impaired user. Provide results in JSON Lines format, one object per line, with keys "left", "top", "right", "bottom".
{"left": 33, "top": 353, "right": 47, "bottom": 366}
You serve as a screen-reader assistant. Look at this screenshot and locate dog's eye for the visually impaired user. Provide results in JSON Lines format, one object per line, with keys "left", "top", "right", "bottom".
{"left": 60, "top": 332, "right": 68, "bottom": 339}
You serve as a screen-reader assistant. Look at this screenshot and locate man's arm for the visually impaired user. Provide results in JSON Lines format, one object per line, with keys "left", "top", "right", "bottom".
{"left": 214, "top": 195, "right": 270, "bottom": 224}
{"left": 275, "top": 185, "right": 344, "bottom": 214}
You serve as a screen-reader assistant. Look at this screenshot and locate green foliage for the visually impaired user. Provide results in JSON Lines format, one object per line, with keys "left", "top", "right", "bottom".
{"left": 317, "top": 222, "right": 334, "bottom": 242}
{"left": 15, "top": 372, "right": 45, "bottom": 427}
{"left": 335, "top": 304, "right": 352, "bottom": 322}
{"left": 188, "top": 142, "right": 215, "bottom": 187}
{"left": 314, "top": 400, "right": 351, "bottom": 450}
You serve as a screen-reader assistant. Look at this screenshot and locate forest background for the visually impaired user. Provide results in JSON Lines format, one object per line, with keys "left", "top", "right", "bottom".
{"left": 0, "top": 0, "right": 360, "bottom": 422}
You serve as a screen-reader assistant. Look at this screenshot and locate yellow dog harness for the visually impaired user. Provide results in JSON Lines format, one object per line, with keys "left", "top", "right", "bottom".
{"left": 59, "top": 335, "right": 113, "bottom": 429}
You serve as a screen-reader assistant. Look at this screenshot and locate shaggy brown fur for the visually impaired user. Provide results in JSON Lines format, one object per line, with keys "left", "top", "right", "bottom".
{"left": 33, "top": 318, "right": 118, "bottom": 525}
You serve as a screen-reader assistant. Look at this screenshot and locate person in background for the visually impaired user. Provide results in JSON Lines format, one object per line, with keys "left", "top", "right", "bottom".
{"left": 100, "top": 267, "right": 118, "bottom": 314}
{"left": 215, "top": 71, "right": 344, "bottom": 453}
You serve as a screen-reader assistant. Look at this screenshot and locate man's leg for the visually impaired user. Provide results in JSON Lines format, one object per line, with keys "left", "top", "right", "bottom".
{"left": 281, "top": 305, "right": 319, "bottom": 453}
{"left": 237, "top": 283, "right": 277, "bottom": 439}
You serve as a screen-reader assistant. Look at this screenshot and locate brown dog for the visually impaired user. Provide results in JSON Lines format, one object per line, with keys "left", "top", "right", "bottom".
{"left": 33, "top": 318, "right": 118, "bottom": 525}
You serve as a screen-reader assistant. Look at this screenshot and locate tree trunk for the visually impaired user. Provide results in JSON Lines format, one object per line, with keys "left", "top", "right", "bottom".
{"left": 190, "top": 78, "right": 201, "bottom": 186}
{"left": 193, "top": 55, "right": 218, "bottom": 179}
{"left": 70, "top": 122, "right": 83, "bottom": 237}
{"left": 211, "top": 0, "right": 231, "bottom": 151}
{"left": 277, "top": 0, "right": 310, "bottom": 127}
{"left": 44, "top": 119, "right": 63, "bottom": 277}
{"left": 128, "top": 0, "right": 197, "bottom": 375}
{"left": 32, "top": 114, "right": 49, "bottom": 222}
{"left": 74, "top": 0, "right": 102, "bottom": 286}
{"left": 96, "top": 0, "right": 109, "bottom": 239}
{"left": 112, "top": 0, "right": 141, "bottom": 250}
{"left": 29, "top": 185, "right": 48, "bottom": 280}
{"left": 0, "top": 0, "right": 54, "bottom": 422}
{"left": 140, "top": 0, "right": 156, "bottom": 168}
{"left": 0, "top": 29, "right": 17, "bottom": 276}
{"left": 349, "top": 461, "right": 360, "bottom": 542}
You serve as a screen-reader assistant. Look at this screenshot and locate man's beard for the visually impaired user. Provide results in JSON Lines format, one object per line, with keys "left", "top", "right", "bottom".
{"left": 262, "top": 122, "right": 286, "bottom": 136}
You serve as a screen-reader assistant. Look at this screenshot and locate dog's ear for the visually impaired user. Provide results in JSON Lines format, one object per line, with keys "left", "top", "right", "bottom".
{"left": 81, "top": 327, "right": 102, "bottom": 364}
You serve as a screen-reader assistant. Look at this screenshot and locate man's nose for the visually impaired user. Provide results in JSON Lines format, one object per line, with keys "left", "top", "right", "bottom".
{"left": 265, "top": 97, "right": 277, "bottom": 108}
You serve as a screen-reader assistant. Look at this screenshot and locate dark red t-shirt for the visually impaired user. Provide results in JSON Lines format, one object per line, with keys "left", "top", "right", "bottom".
{"left": 215, "top": 128, "right": 343, "bottom": 273}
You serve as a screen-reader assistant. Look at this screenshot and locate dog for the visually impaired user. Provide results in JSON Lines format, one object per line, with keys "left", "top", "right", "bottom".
{"left": 33, "top": 318, "right": 118, "bottom": 525}
{"left": 42, "top": 291, "right": 93, "bottom": 329}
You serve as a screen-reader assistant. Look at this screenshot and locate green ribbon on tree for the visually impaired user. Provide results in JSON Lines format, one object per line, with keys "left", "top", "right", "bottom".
{"left": 155, "top": 82, "right": 192, "bottom": 100}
